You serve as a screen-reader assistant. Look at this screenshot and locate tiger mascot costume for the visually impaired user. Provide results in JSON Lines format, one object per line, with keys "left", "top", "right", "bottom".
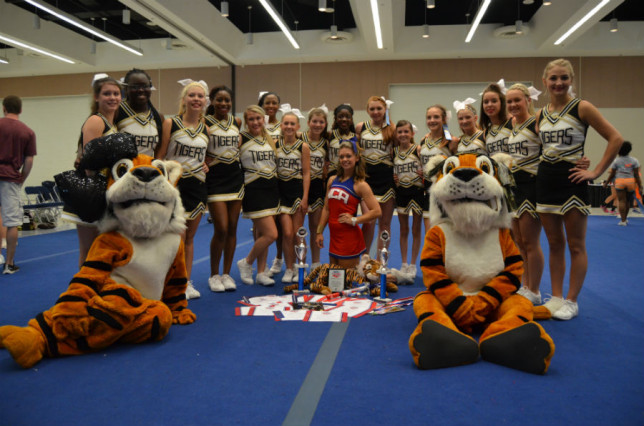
{"left": 0, "top": 134, "right": 195, "bottom": 368}
{"left": 409, "top": 153, "right": 555, "bottom": 374}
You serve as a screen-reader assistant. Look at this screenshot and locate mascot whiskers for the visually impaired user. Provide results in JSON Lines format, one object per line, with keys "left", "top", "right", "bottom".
{"left": 0, "top": 134, "right": 195, "bottom": 368}
{"left": 409, "top": 153, "right": 554, "bottom": 374}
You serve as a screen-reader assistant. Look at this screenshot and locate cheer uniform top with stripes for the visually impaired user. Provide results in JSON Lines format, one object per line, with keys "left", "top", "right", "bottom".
{"left": 116, "top": 101, "right": 159, "bottom": 157}
{"left": 62, "top": 113, "right": 118, "bottom": 225}
{"left": 265, "top": 121, "right": 281, "bottom": 143}
{"left": 394, "top": 144, "right": 425, "bottom": 215}
{"left": 304, "top": 132, "right": 328, "bottom": 212}
{"left": 456, "top": 130, "right": 487, "bottom": 155}
{"left": 507, "top": 116, "right": 541, "bottom": 218}
{"left": 484, "top": 119, "right": 512, "bottom": 155}
{"left": 328, "top": 129, "right": 355, "bottom": 176}
{"left": 205, "top": 113, "right": 244, "bottom": 202}
{"left": 327, "top": 176, "right": 366, "bottom": 259}
{"left": 166, "top": 116, "right": 209, "bottom": 219}
{"left": 536, "top": 98, "right": 590, "bottom": 215}
{"left": 359, "top": 121, "right": 395, "bottom": 202}
{"left": 276, "top": 137, "right": 304, "bottom": 214}
{"left": 239, "top": 131, "right": 280, "bottom": 219}
{"left": 418, "top": 135, "right": 451, "bottom": 218}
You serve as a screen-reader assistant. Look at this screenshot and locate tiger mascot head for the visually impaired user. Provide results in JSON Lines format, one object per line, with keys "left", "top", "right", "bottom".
{"left": 425, "top": 153, "right": 515, "bottom": 236}
{"left": 56, "top": 133, "right": 186, "bottom": 239}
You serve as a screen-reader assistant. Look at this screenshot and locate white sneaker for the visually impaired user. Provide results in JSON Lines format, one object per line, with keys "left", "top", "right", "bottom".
{"left": 269, "top": 258, "right": 284, "bottom": 275}
{"left": 543, "top": 295, "right": 565, "bottom": 315}
{"left": 291, "top": 268, "right": 301, "bottom": 283}
{"left": 185, "top": 280, "right": 201, "bottom": 299}
{"left": 221, "top": 274, "right": 237, "bottom": 291}
{"left": 256, "top": 272, "right": 275, "bottom": 286}
{"left": 552, "top": 299, "right": 579, "bottom": 320}
{"left": 237, "top": 258, "right": 254, "bottom": 285}
{"left": 407, "top": 264, "right": 417, "bottom": 277}
{"left": 0, "top": 253, "right": 4, "bottom": 265}
{"left": 618, "top": 220, "right": 628, "bottom": 226}
{"left": 517, "top": 286, "right": 542, "bottom": 305}
{"left": 208, "top": 275, "right": 225, "bottom": 292}
{"left": 401, "top": 263, "right": 410, "bottom": 274}
{"left": 282, "top": 268, "right": 295, "bottom": 283}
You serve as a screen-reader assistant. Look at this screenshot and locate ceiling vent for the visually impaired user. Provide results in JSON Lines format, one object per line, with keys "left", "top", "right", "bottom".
{"left": 494, "top": 24, "right": 530, "bottom": 39}
{"left": 319, "top": 30, "right": 353, "bottom": 44}
{"left": 159, "top": 39, "right": 192, "bottom": 50}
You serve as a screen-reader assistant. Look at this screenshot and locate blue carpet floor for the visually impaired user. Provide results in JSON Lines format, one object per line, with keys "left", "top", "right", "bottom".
{"left": 0, "top": 214, "right": 642, "bottom": 426}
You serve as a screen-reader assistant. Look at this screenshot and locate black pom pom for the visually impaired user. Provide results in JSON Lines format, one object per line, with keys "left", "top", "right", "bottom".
{"left": 55, "top": 170, "right": 108, "bottom": 223}
{"left": 78, "top": 133, "right": 138, "bottom": 172}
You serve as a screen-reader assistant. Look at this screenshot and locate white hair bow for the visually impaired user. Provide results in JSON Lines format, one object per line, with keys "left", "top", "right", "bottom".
{"left": 177, "top": 79, "right": 209, "bottom": 94}
{"left": 480, "top": 78, "right": 507, "bottom": 96}
{"left": 91, "top": 73, "right": 109, "bottom": 86}
{"left": 380, "top": 96, "right": 394, "bottom": 109}
{"left": 527, "top": 86, "right": 542, "bottom": 101}
{"left": 446, "top": 110, "right": 452, "bottom": 122}
{"left": 412, "top": 123, "right": 418, "bottom": 134}
{"left": 279, "top": 103, "right": 305, "bottom": 119}
{"left": 453, "top": 97, "right": 477, "bottom": 113}
{"left": 120, "top": 76, "right": 157, "bottom": 91}
{"left": 315, "top": 103, "right": 329, "bottom": 115}
{"left": 258, "top": 91, "right": 268, "bottom": 101}
{"left": 568, "top": 86, "right": 576, "bottom": 98}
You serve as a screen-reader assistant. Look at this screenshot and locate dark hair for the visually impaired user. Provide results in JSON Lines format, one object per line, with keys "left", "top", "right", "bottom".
{"left": 2, "top": 95, "right": 21, "bottom": 114}
{"left": 258, "top": 91, "right": 280, "bottom": 107}
{"left": 618, "top": 141, "right": 632, "bottom": 156}
{"left": 479, "top": 83, "right": 508, "bottom": 130}
{"left": 122, "top": 68, "right": 163, "bottom": 142}
{"left": 332, "top": 104, "right": 356, "bottom": 133}
{"left": 206, "top": 85, "right": 234, "bottom": 116}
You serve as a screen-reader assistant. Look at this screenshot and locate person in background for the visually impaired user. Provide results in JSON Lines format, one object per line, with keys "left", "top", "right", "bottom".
{"left": 63, "top": 74, "right": 121, "bottom": 269}
{"left": 603, "top": 141, "right": 642, "bottom": 226}
{"left": 454, "top": 99, "right": 487, "bottom": 155}
{"left": 316, "top": 141, "right": 381, "bottom": 269}
{"left": 536, "top": 58, "right": 623, "bottom": 320}
{"left": 204, "top": 86, "right": 244, "bottom": 292}
{"left": 0, "top": 95, "right": 37, "bottom": 274}
{"left": 393, "top": 120, "right": 423, "bottom": 278}
{"left": 156, "top": 80, "right": 210, "bottom": 299}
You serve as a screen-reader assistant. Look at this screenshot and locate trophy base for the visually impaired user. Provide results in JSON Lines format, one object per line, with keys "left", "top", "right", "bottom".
{"left": 373, "top": 296, "right": 392, "bottom": 303}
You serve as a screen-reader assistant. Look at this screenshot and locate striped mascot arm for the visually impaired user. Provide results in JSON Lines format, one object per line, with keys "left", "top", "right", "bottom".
{"left": 420, "top": 226, "right": 476, "bottom": 325}
{"left": 161, "top": 241, "right": 195, "bottom": 325}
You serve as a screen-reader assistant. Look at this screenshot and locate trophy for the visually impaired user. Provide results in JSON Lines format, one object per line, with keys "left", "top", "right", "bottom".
{"left": 294, "top": 227, "right": 309, "bottom": 294}
{"left": 374, "top": 230, "right": 391, "bottom": 302}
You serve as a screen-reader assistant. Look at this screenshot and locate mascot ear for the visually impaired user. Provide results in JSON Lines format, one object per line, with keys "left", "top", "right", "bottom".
{"left": 491, "top": 153, "right": 518, "bottom": 212}
{"left": 163, "top": 160, "right": 183, "bottom": 186}
{"left": 424, "top": 155, "right": 447, "bottom": 183}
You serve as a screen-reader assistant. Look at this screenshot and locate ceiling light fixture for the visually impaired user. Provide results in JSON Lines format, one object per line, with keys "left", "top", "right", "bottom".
{"left": 122, "top": 8, "right": 131, "bottom": 25}
{"left": 330, "top": 3, "right": 338, "bottom": 39}
{"left": 33, "top": 14, "right": 41, "bottom": 30}
{"left": 515, "top": 0, "right": 523, "bottom": 35}
{"left": 423, "top": 24, "right": 430, "bottom": 38}
{"left": 609, "top": 17, "right": 618, "bottom": 32}
{"left": 23, "top": 0, "right": 143, "bottom": 56}
{"left": 554, "top": 0, "right": 610, "bottom": 45}
{"left": 465, "top": 0, "right": 492, "bottom": 43}
{"left": 247, "top": 5, "right": 253, "bottom": 45}
{"left": 221, "top": 1, "right": 229, "bottom": 18}
{"left": 0, "top": 34, "right": 74, "bottom": 63}
{"left": 318, "top": 0, "right": 326, "bottom": 12}
{"left": 426, "top": 0, "right": 435, "bottom": 8}
{"left": 522, "top": 0, "right": 534, "bottom": 4}
{"left": 543, "top": 0, "right": 552, "bottom": 5}
{"left": 0, "top": 57, "right": 9, "bottom": 64}
{"left": 370, "top": 0, "right": 383, "bottom": 49}
{"left": 258, "top": 0, "right": 300, "bottom": 49}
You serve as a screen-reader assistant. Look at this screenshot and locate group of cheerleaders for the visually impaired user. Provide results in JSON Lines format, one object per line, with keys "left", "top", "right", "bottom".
{"left": 70, "top": 57, "right": 623, "bottom": 322}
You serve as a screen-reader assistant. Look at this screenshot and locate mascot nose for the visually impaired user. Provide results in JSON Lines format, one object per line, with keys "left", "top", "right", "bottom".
{"left": 452, "top": 168, "right": 479, "bottom": 182}
{"left": 132, "top": 166, "right": 161, "bottom": 183}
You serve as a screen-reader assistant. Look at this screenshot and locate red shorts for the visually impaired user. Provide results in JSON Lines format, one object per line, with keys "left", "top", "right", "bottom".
{"left": 329, "top": 221, "right": 366, "bottom": 259}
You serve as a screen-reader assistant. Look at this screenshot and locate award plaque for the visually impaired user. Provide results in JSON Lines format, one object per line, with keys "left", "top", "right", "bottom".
{"left": 328, "top": 268, "right": 346, "bottom": 292}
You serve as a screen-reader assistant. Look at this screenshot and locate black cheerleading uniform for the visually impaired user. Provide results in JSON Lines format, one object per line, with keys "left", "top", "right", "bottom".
{"left": 116, "top": 101, "right": 160, "bottom": 157}
{"left": 304, "top": 132, "right": 327, "bottom": 212}
{"left": 507, "top": 116, "right": 541, "bottom": 218}
{"left": 276, "top": 136, "right": 304, "bottom": 215}
{"left": 394, "top": 144, "right": 424, "bottom": 215}
{"left": 359, "top": 121, "right": 395, "bottom": 202}
{"left": 239, "top": 131, "right": 280, "bottom": 219}
{"left": 205, "top": 114, "right": 244, "bottom": 202}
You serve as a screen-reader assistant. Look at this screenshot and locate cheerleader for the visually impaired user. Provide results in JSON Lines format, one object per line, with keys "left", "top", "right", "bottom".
{"left": 328, "top": 104, "right": 356, "bottom": 178}
{"left": 65, "top": 74, "right": 121, "bottom": 269}
{"left": 393, "top": 120, "right": 423, "bottom": 278}
{"left": 236, "top": 105, "right": 280, "bottom": 286}
{"left": 156, "top": 80, "right": 210, "bottom": 299}
{"left": 603, "top": 142, "right": 642, "bottom": 225}
{"left": 536, "top": 58, "right": 623, "bottom": 320}
{"left": 479, "top": 82, "right": 512, "bottom": 155}
{"left": 116, "top": 68, "right": 164, "bottom": 157}
{"left": 417, "top": 105, "right": 455, "bottom": 230}
{"left": 504, "top": 83, "right": 544, "bottom": 306}
{"left": 316, "top": 141, "right": 381, "bottom": 268}
{"left": 454, "top": 99, "right": 487, "bottom": 155}
{"left": 276, "top": 112, "right": 310, "bottom": 283}
{"left": 356, "top": 96, "right": 396, "bottom": 252}
{"left": 304, "top": 107, "right": 330, "bottom": 269}
{"left": 204, "top": 86, "right": 244, "bottom": 292}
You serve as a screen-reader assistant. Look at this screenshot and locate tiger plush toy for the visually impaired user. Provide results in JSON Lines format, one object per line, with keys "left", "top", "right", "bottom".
{"left": 283, "top": 256, "right": 399, "bottom": 297}
{"left": 0, "top": 134, "right": 195, "bottom": 368}
{"left": 409, "top": 153, "right": 555, "bottom": 375}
